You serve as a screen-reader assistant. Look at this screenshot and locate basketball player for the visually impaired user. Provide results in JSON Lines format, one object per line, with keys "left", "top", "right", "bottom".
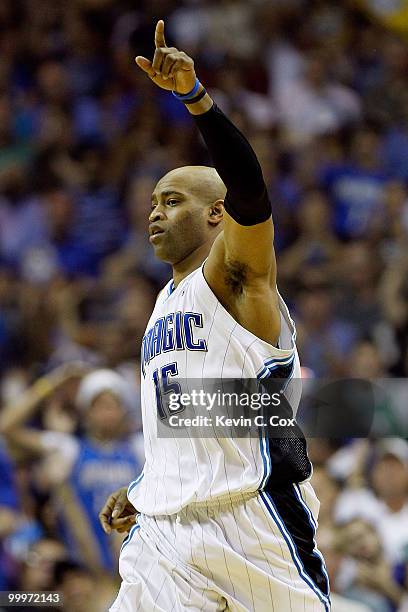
{"left": 100, "top": 20, "right": 330, "bottom": 611}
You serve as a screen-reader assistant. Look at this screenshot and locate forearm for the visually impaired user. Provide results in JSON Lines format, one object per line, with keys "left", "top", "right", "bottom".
{"left": 0, "top": 507, "right": 17, "bottom": 537}
{"left": 187, "top": 88, "right": 271, "bottom": 226}
{"left": 0, "top": 378, "right": 52, "bottom": 434}
{"left": 377, "top": 576, "right": 404, "bottom": 606}
{"left": 134, "top": 21, "right": 271, "bottom": 226}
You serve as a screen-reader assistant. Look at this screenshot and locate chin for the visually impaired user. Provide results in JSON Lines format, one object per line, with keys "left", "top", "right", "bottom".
{"left": 154, "top": 248, "right": 172, "bottom": 263}
{"left": 153, "top": 243, "right": 179, "bottom": 264}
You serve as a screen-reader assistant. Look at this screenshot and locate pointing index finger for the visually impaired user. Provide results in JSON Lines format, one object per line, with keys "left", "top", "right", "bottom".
{"left": 155, "top": 20, "right": 166, "bottom": 48}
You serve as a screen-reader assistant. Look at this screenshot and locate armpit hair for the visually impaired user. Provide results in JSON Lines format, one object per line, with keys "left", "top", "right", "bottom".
{"left": 224, "top": 260, "right": 248, "bottom": 295}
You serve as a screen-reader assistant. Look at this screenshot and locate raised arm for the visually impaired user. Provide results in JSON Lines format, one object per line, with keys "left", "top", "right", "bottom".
{"left": 136, "top": 21, "right": 280, "bottom": 344}
{"left": 193, "top": 103, "right": 275, "bottom": 277}
{"left": 0, "top": 364, "right": 86, "bottom": 454}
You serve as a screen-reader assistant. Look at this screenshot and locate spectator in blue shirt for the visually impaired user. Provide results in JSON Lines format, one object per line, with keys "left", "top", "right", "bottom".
{"left": 0, "top": 441, "right": 19, "bottom": 589}
{"left": 322, "top": 127, "right": 389, "bottom": 240}
{"left": 0, "top": 366, "right": 144, "bottom": 574}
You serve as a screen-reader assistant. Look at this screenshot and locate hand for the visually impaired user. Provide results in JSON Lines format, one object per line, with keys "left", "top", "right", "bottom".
{"left": 357, "top": 560, "right": 403, "bottom": 605}
{"left": 47, "top": 361, "right": 91, "bottom": 388}
{"left": 99, "top": 487, "right": 138, "bottom": 535}
{"left": 135, "top": 20, "right": 196, "bottom": 94}
{"left": 357, "top": 560, "right": 392, "bottom": 591}
{"left": 0, "top": 507, "right": 18, "bottom": 538}
{"left": 30, "top": 362, "right": 90, "bottom": 403}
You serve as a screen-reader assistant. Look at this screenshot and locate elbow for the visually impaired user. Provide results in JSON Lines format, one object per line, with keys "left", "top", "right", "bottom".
{"left": 224, "top": 188, "right": 271, "bottom": 226}
{"left": 0, "top": 416, "right": 18, "bottom": 437}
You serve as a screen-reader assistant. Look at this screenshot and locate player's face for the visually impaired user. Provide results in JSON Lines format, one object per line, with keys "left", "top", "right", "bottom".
{"left": 149, "top": 175, "right": 211, "bottom": 264}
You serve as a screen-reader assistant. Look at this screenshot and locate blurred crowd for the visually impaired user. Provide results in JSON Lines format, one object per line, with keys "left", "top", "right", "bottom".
{"left": 0, "top": 0, "right": 408, "bottom": 610}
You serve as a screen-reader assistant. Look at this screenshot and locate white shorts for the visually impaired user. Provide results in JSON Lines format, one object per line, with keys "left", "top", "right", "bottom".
{"left": 110, "top": 482, "right": 330, "bottom": 611}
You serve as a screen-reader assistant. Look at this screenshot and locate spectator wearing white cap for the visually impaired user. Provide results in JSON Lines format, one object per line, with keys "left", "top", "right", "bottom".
{"left": 0, "top": 364, "right": 144, "bottom": 575}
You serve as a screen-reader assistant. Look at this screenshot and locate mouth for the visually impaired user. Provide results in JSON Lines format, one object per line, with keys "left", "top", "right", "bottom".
{"left": 149, "top": 227, "right": 165, "bottom": 243}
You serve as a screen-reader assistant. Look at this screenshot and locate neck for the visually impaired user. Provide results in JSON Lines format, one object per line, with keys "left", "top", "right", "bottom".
{"left": 172, "top": 240, "right": 213, "bottom": 286}
{"left": 89, "top": 432, "right": 118, "bottom": 444}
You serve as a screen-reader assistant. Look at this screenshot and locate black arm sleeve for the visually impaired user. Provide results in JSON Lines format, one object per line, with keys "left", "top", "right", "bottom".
{"left": 193, "top": 103, "right": 271, "bottom": 226}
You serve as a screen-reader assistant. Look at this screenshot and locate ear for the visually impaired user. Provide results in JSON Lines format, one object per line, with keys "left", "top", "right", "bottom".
{"left": 208, "top": 199, "right": 224, "bottom": 227}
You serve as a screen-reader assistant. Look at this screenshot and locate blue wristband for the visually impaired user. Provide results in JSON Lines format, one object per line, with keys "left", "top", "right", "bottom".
{"left": 172, "top": 78, "right": 201, "bottom": 101}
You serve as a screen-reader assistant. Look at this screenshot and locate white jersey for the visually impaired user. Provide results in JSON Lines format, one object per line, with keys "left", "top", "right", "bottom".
{"left": 128, "top": 264, "right": 303, "bottom": 516}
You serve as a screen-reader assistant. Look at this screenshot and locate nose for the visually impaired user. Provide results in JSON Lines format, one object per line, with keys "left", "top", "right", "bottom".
{"left": 149, "top": 207, "right": 166, "bottom": 223}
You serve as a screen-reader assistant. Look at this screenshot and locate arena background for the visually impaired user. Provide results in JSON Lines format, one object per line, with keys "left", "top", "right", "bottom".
{"left": 0, "top": 1, "right": 408, "bottom": 610}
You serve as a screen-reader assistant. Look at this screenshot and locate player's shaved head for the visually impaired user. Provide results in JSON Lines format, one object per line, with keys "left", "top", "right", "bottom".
{"left": 150, "top": 166, "right": 226, "bottom": 265}
{"left": 157, "top": 166, "right": 226, "bottom": 205}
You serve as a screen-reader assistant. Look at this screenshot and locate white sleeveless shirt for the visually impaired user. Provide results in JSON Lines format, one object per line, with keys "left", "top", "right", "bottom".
{"left": 128, "top": 265, "right": 301, "bottom": 516}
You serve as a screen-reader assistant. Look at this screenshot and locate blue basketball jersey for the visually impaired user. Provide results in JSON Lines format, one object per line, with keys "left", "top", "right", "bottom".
{"left": 61, "top": 438, "right": 141, "bottom": 571}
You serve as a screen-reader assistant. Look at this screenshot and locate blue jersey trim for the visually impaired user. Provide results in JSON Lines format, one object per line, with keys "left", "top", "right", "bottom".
{"left": 257, "top": 354, "right": 294, "bottom": 380}
{"left": 293, "top": 484, "right": 330, "bottom": 597}
{"left": 120, "top": 523, "right": 140, "bottom": 554}
{"left": 257, "top": 355, "right": 296, "bottom": 489}
{"left": 260, "top": 491, "right": 331, "bottom": 610}
{"left": 127, "top": 471, "right": 144, "bottom": 496}
{"left": 259, "top": 429, "right": 271, "bottom": 490}
{"left": 168, "top": 280, "right": 175, "bottom": 296}
{"left": 162, "top": 279, "right": 176, "bottom": 303}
